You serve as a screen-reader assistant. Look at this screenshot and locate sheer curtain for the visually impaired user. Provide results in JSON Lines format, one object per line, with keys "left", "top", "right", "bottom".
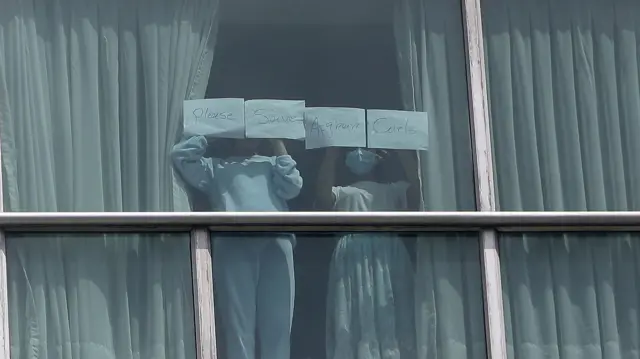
{"left": 483, "top": 0, "right": 640, "bottom": 356}
{"left": 0, "top": 0, "right": 218, "bottom": 357}
{"left": 394, "top": 0, "right": 486, "bottom": 357}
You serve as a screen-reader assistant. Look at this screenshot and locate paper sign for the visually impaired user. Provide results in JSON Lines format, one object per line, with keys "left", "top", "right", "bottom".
{"left": 366, "top": 109, "right": 428, "bottom": 150}
{"left": 183, "top": 98, "right": 245, "bottom": 138}
{"left": 304, "top": 107, "right": 366, "bottom": 149}
{"left": 245, "top": 100, "right": 305, "bottom": 139}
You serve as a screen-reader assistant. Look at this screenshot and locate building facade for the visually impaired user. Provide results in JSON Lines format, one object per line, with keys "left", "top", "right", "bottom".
{"left": 1, "top": 0, "right": 638, "bottom": 358}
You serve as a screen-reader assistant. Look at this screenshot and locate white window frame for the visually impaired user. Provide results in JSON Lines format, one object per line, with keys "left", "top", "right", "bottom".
{"left": 1, "top": 0, "right": 639, "bottom": 358}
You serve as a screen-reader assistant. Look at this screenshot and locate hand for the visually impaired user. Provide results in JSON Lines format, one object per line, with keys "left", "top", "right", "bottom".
{"left": 269, "top": 139, "right": 288, "bottom": 156}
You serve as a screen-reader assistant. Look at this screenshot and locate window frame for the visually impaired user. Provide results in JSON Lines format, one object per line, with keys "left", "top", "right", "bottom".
{"left": 1, "top": 0, "right": 637, "bottom": 358}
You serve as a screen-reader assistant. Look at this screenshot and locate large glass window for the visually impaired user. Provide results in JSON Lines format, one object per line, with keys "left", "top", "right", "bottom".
{"left": 1, "top": 0, "right": 479, "bottom": 358}
{"left": 483, "top": 0, "right": 640, "bottom": 211}
{"left": 0, "top": 0, "right": 474, "bottom": 214}
{"left": 213, "top": 232, "right": 486, "bottom": 359}
{"left": 197, "top": 0, "right": 475, "bottom": 213}
{"left": 483, "top": 0, "right": 640, "bottom": 354}
{"left": 501, "top": 232, "right": 640, "bottom": 359}
{"left": 0, "top": 0, "right": 217, "bottom": 213}
{"left": 7, "top": 233, "right": 195, "bottom": 359}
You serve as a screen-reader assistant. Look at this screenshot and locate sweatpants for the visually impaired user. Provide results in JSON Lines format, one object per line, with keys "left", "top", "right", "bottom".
{"left": 213, "top": 236, "right": 295, "bottom": 359}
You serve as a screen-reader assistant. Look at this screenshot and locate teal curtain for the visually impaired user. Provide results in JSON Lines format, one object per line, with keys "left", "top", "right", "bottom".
{"left": 394, "top": 0, "right": 486, "bottom": 357}
{"left": 0, "top": 0, "right": 219, "bottom": 357}
{"left": 500, "top": 234, "right": 640, "bottom": 359}
{"left": 484, "top": 0, "right": 640, "bottom": 356}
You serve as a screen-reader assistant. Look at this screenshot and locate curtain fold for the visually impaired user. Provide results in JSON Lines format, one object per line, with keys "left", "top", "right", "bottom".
{"left": 484, "top": 0, "right": 640, "bottom": 357}
{"left": 0, "top": 0, "right": 219, "bottom": 357}
{"left": 393, "top": 0, "right": 485, "bottom": 357}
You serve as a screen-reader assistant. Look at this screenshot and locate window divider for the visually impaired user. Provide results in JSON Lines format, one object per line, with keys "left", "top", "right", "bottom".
{"left": 0, "top": 232, "right": 8, "bottom": 359}
{"left": 191, "top": 228, "right": 218, "bottom": 359}
{"left": 461, "top": 0, "right": 508, "bottom": 357}
{"left": 0, "top": 136, "right": 9, "bottom": 359}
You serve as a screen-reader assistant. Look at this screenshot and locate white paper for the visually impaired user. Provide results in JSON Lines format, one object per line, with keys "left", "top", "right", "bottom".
{"left": 183, "top": 98, "right": 245, "bottom": 138}
{"left": 245, "top": 100, "right": 305, "bottom": 139}
{"left": 304, "top": 107, "right": 366, "bottom": 149}
{"left": 366, "top": 109, "right": 428, "bottom": 150}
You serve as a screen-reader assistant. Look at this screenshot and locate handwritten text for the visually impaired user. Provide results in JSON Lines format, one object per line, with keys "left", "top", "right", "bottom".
{"left": 253, "top": 109, "right": 303, "bottom": 125}
{"left": 372, "top": 118, "right": 418, "bottom": 135}
{"left": 307, "top": 117, "right": 362, "bottom": 138}
{"left": 192, "top": 108, "right": 236, "bottom": 122}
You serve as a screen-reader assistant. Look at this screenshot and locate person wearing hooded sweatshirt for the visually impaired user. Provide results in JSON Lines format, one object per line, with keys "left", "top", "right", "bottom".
{"left": 316, "top": 147, "right": 420, "bottom": 359}
{"left": 171, "top": 133, "right": 303, "bottom": 359}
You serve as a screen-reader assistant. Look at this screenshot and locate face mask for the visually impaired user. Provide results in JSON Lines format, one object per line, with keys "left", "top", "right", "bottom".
{"left": 345, "top": 148, "right": 378, "bottom": 175}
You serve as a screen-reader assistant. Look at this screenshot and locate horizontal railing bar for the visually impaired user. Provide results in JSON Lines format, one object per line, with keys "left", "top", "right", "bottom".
{"left": 5, "top": 225, "right": 484, "bottom": 233}
{"left": 0, "top": 212, "right": 639, "bottom": 232}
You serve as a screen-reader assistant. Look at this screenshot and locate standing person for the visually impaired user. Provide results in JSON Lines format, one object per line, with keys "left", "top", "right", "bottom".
{"left": 317, "top": 147, "right": 420, "bottom": 359}
{"left": 172, "top": 133, "right": 303, "bottom": 359}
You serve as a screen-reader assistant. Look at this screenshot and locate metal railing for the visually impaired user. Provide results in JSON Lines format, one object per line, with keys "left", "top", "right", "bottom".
{"left": 0, "top": 211, "right": 639, "bottom": 232}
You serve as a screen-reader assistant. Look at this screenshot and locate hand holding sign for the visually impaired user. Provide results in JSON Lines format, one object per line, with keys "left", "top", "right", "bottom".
{"left": 304, "top": 107, "right": 367, "bottom": 149}
{"left": 245, "top": 100, "right": 305, "bottom": 139}
{"left": 183, "top": 98, "right": 245, "bottom": 138}
{"left": 366, "top": 109, "right": 428, "bottom": 150}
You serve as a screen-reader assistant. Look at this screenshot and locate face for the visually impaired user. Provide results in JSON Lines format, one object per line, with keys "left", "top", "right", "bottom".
{"left": 345, "top": 147, "right": 382, "bottom": 176}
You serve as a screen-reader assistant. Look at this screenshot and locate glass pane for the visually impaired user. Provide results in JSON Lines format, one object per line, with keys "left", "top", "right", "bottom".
{"left": 1, "top": 0, "right": 475, "bottom": 213}
{"left": 212, "top": 232, "right": 486, "bottom": 359}
{"left": 501, "top": 232, "right": 640, "bottom": 358}
{"left": 6, "top": 233, "right": 195, "bottom": 359}
{"left": 483, "top": 0, "right": 640, "bottom": 211}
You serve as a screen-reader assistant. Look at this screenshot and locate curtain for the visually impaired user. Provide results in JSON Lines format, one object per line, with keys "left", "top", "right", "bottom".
{"left": 0, "top": 0, "right": 218, "bottom": 357}
{"left": 484, "top": 0, "right": 640, "bottom": 356}
{"left": 393, "top": 0, "right": 486, "bottom": 357}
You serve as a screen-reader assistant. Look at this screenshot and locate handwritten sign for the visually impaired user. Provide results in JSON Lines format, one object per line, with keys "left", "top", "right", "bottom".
{"left": 183, "top": 98, "right": 245, "bottom": 138}
{"left": 366, "top": 109, "right": 428, "bottom": 150}
{"left": 304, "top": 107, "right": 366, "bottom": 149}
{"left": 245, "top": 100, "right": 305, "bottom": 139}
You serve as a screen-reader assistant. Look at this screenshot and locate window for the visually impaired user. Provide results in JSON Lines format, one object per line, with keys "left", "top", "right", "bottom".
{"left": 214, "top": 232, "right": 485, "bottom": 359}
{"left": 501, "top": 232, "right": 640, "bottom": 358}
{"left": 484, "top": 0, "right": 640, "bottom": 212}
{"left": 7, "top": 233, "right": 195, "bottom": 358}
{"left": 2, "top": 0, "right": 639, "bottom": 358}
{"left": 483, "top": 0, "right": 640, "bottom": 357}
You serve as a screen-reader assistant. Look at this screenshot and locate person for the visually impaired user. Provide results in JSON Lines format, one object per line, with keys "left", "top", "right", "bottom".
{"left": 316, "top": 147, "right": 420, "bottom": 359}
{"left": 171, "top": 133, "right": 303, "bottom": 359}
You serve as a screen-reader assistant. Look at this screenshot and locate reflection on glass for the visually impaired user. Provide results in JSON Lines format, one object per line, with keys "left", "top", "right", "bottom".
{"left": 7, "top": 233, "right": 194, "bottom": 359}
{"left": 501, "top": 233, "right": 640, "bottom": 359}
{"left": 214, "top": 232, "right": 487, "bottom": 359}
{"left": 484, "top": 0, "right": 640, "bottom": 211}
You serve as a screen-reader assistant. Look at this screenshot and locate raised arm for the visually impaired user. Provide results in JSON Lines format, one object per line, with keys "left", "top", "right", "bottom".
{"left": 270, "top": 139, "right": 303, "bottom": 200}
{"left": 398, "top": 150, "right": 422, "bottom": 210}
{"left": 315, "top": 147, "right": 339, "bottom": 210}
{"left": 171, "top": 135, "right": 215, "bottom": 192}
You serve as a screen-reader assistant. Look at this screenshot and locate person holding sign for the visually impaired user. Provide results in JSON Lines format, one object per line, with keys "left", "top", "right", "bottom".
{"left": 171, "top": 133, "right": 302, "bottom": 359}
{"left": 316, "top": 147, "right": 420, "bottom": 359}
